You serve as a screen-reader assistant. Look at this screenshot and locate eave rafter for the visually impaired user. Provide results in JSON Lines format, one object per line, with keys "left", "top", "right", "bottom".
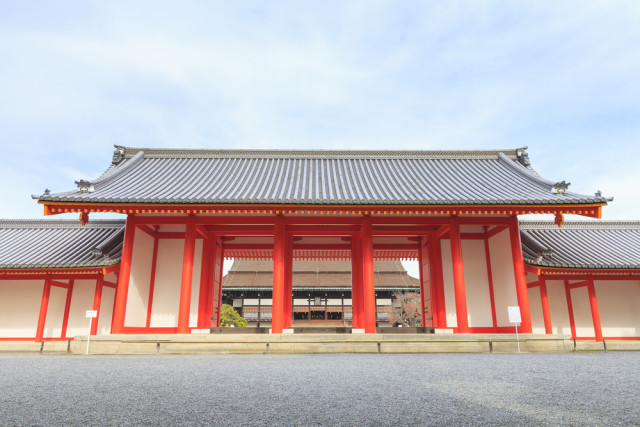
{"left": 40, "top": 201, "right": 605, "bottom": 220}
{"left": 0, "top": 264, "right": 120, "bottom": 279}
{"left": 525, "top": 263, "right": 640, "bottom": 280}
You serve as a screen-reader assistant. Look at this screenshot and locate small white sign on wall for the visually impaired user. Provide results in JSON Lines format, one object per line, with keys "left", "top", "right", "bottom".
{"left": 86, "top": 310, "right": 98, "bottom": 318}
{"left": 508, "top": 306, "right": 521, "bottom": 324}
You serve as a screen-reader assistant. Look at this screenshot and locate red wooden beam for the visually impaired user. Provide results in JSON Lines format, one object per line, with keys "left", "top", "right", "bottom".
{"left": 207, "top": 225, "right": 275, "bottom": 236}
{"left": 60, "top": 280, "right": 74, "bottom": 339}
{"left": 487, "top": 225, "right": 508, "bottom": 238}
{"left": 587, "top": 279, "right": 603, "bottom": 342}
{"left": 566, "top": 281, "right": 589, "bottom": 289}
{"left": 90, "top": 275, "right": 103, "bottom": 336}
{"left": 145, "top": 233, "right": 160, "bottom": 329}
{"left": 460, "top": 233, "right": 487, "bottom": 240}
{"left": 41, "top": 201, "right": 605, "bottom": 219}
{"left": 565, "top": 280, "right": 577, "bottom": 340}
{"left": 136, "top": 224, "right": 156, "bottom": 238}
{"left": 35, "top": 278, "right": 52, "bottom": 342}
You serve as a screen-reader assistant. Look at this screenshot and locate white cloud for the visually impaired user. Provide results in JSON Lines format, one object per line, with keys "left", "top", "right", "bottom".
{"left": 1, "top": 1, "right": 639, "bottom": 219}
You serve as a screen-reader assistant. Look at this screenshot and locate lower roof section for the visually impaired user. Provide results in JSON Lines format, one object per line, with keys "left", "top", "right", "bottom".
{"left": 520, "top": 221, "right": 640, "bottom": 271}
{"left": 0, "top": 219, "right": 124, "bottom": 270}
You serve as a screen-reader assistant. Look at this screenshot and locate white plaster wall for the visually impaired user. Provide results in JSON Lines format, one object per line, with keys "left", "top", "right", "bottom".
{"left": 488, "top": 229, "right": 518, "bottom": 327}
{"left": 528, "top": 286, "right": 546, "bottom": 334}
{"left": 595, "top": 280, "right": 640, "bottom": 337}
{"left": 150, "top": 239, "right": 183, "bottom": 327}
{"left": 98, "top": 286, "right": 115, "bottom": 335}
{"left": 124, "top": 228, "right": 154, "bottom": 327}
{"left": 66, "top": 280, "right": 96, "bottom": 337}
{"left": 0, "top": 280, "right": 43, "bottom": 338}
{"left": 43, "top": 286, "right": 67, "bottom": 338}
{"left": 461, "top": 239, "right": 493, "bottom": 327}
{"left": 546, "top": 280, "right": 572, "bottom": 335}
{"left": 569, "top": 286, "right": 594, "bottom": 337}
{"left": 440, "top": 239, "right": 457, "bottom": 327}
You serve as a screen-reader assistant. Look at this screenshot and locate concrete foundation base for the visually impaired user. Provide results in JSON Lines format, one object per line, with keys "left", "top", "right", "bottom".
{"left": 3, "top": 335, "right": 639, "bottom": 355}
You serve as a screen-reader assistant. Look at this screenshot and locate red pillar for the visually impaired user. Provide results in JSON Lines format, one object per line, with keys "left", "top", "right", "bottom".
{"left": 587, "top": 279, "right": 603, "bottom": 342}
{"left": 90, "top": 275, "right": 104, "bottom": 336}
{"left": 207, "top": 237, "right": 224, "bottom": 327}
{"left": 449, "top": 217, "right": 469, "bottom": 333}
{"left": 418, "top": 238, "right": 426, "bottom": 327}
{"left": 539, "top": 279, "right": 553, "bottom": 334}
{"left": 177, "top": 215, "right": 197, "bottom": 333}
{"left": 35, "top": 278, "right": 52, "bottom": 342}
{"left": 429, "top": 237, "right": 447, "bottom": 328}
{"left": 272, "top": 216, "right": 285, "bottom": 333}
{"left": 60, "top": 281, "right": 74, "bottom": 339}
{"left": 351, "top": 237, "right": 363, "bottom": 328}
{"left": 197, "top": 234, "right": 214, "bottom": 329}
{"left": 565, "top": 281, "right": 576, "bottom": 340}
{"left": 284, "top": 235, "right": 293, "bottom": 329}
{"left": 111, "top": 214, "right": 136, "bottom": 334}
{"left": 145, "top": 231, "right": 159, "bottom": 328}
{"left": 508, "top": 216, "right": 532, "bottom": 333}
{"left": 361, "top": 217, "right": 376, "bottom": 333}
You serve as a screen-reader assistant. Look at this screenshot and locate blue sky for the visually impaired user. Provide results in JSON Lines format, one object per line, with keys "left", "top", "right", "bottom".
{"left": 1, "top": 1, "right": 639, "bottom": 221}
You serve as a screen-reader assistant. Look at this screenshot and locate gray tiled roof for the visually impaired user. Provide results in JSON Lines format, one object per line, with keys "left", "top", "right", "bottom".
{"left": 223, "top": 260, "right": 419, "bottom": 289}
{"left": 38, "top": 146, "right": 609, "bottom": 206}
{"left": 0, "top": 220, "right": 125, "bottom": 269}
{"left": 520, "top": 221, "right": 640, "bottom": 269}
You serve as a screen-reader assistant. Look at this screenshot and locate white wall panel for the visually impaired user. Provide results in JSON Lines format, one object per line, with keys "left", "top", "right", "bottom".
{"left": 125, "top": 228, "right": 154, "bottom": 327}
{"left": 595, "top": 280, "right": 640, "bottom": 337}
{"left": 546, "top": 280, "right": 572, "bottom": 335}
{"left": 488, "top": 229, "right": 518, "bottom": 327}
{"left": 66, "top": 280, "right": 95, "bottom": 337}
{"left": 461, "top": 239, "right": 493, "bottom": 327}
{"left": 150, "top": 239, "right": 184, "bottom": 327}
{"left": 528, "top": 286, "right": 546, "bottom": 334}
{"left": 0, "top": 280, "right": 43, "bottom": 338}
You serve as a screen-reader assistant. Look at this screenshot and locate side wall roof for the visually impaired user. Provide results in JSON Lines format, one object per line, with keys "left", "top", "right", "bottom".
{"left": 0, "top": 220, "right": 125, "bottom": 269}
{"left": 520, "top": 221, "right": 640, "bottom": 269}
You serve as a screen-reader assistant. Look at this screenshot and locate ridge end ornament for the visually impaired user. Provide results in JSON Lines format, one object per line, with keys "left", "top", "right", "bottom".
{"left": 551, "top": 181, "right": 570, "bottom": 195}
{"left": 75, "top": 180, "right": 94, "bottom": 193}
{"left": 112, "top": 146, "right": 125, "bottom": 165}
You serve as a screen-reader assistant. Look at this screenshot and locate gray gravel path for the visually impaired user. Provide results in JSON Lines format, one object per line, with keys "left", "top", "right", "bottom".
{"left": 0, "top": 353, "right": 638, "bottom": 426}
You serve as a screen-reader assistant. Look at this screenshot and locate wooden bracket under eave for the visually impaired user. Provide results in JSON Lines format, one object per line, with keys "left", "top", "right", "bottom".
{"left": 554, "top": 213, "right": 564, "bottom": 227}
{"left": 79, "top": 212, "right": 89, "bottom": 226}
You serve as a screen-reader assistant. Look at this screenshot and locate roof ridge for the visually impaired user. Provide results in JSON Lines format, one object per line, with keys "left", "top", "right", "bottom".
{"left": 519, "top": 220, "right": 640, "bottom": 230}
{"left": 0, "top": 219, "right": 126, "bottom": 229}
{"left": 115, "top": 145, "right": 528, "bottom": 160}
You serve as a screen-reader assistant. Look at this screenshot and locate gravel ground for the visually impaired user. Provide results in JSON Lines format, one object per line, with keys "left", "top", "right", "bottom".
{"left": 0, "top": 353, "right": 639, "bottom": 426}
